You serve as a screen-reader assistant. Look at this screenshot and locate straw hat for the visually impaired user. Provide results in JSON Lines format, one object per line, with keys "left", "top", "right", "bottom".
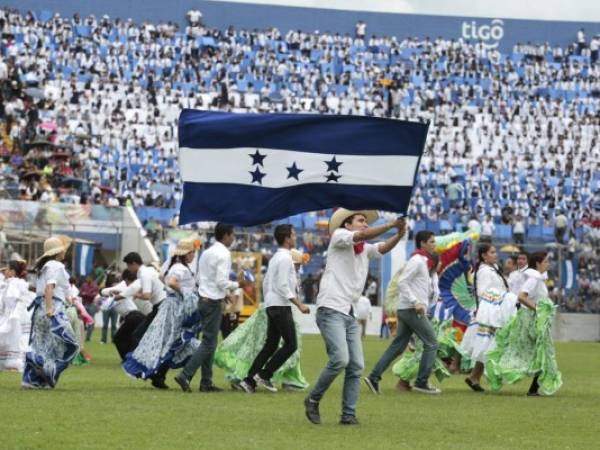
{"left": 291, "top": 249, "right": 310, "bottom": 265}
{"left": 173, "top": 238, "right": 195, "bottom": 256}
{"left": 328, "top": 208, "right": 378, "bottom": 235}
{"left": 38, "top": 236, "right": 70, "bottom": 260}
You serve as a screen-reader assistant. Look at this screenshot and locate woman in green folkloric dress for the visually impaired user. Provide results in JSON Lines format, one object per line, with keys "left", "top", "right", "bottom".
{"left": 485, "top": 251, "right": 562, "bottom": 396}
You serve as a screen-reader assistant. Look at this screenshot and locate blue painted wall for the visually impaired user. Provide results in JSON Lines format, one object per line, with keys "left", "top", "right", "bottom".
{"left": 4, "top": 0, "right": 600, "bottom": 52}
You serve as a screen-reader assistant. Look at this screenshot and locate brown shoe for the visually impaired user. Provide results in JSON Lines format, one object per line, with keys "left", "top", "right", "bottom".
{"left": 396, "top": 379, "right": 412, "bottom": 392}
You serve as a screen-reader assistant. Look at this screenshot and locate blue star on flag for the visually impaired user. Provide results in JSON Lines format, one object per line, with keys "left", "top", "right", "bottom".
{"left": 249, "top": 166, "right": 266, "bottom": 184}
{"left": 249, "top": 149, "right": 267, "bottom": 167}
{"left": 324, "top": 156, "right": 343, "bottom": 172}
{"left": 325, "top": 172, "right": 342, "bottom": 182}
{"left": 286, "top": 162, "right": 304, "bottom": 180}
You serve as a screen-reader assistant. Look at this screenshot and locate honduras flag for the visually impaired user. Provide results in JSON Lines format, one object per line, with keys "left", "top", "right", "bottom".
{"left": 178, "top": 110, "right": 428, "bottom": 225}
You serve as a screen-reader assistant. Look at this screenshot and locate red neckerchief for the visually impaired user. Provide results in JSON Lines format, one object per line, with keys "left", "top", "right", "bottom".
{"left": 411, "top": 248, "right": 435, "bottom": 271}
{"left": 353, "top": 242, "right": 365, "bottom": 255}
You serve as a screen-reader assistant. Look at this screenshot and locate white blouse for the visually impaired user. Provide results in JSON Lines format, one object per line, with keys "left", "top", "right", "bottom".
{"left": 520, "top": 268, "right": 549, "bottom": 304}
{"left": 35, "top": 260, "right": 71, "bottom": 301}
{"left": 166, "top": 263, "right": 196, "bottom": 293}
{"left": 476, "top": 264, "right": 508, "bottom": 297}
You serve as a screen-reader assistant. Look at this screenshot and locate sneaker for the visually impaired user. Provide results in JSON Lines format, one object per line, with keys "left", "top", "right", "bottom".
{"left": 304, "top": 396, "right": 321, "bottom": 425}
{"left": 363, "top": 376, "right": 380, "bottom": 395}
{"left": 239, "top": 380, "right": 256, "bottom": 394}
{"left": 340, "top": 415, "right": 359, "bottom": 425}
{"left": 151, "top": 378, "right": 169, "bottom": 390}
{"left": 527, "top": 391, "right": 540, "bottom": 397}
{"left": 21, "top": 382, "right": 42, "bottom": 390}
{"left": 413, "top": 383, "right": 442, "bottom": 395}
{"left": 199, "top": 384, "right": 223, "bottom": 393}
{"left": 253, "top": 374, "right": 278, "bottom": 393}
{"left": 174, "top": 373, "right": 192, "bottom": 393}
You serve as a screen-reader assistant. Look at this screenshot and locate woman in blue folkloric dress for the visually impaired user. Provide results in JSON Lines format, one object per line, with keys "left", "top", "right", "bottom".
{"left": 123, "top": 238, "right": 201, "bottom": 389}
{"left": 22, "top": 237, "right": 79, "bottom": 389}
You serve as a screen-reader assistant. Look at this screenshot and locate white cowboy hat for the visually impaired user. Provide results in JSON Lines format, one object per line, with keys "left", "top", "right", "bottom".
{"left": 38, "top": 236, "right": 70, "bottom": 261}
{"left": 328, "top": 208, "right": 378, "bottom": 235}
{"left": 173, "top": 238, "right": 196, "bottom": 256}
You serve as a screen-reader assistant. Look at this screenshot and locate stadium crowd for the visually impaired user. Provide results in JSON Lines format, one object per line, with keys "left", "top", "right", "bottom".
{"left": 0, "top": 7, "right": 599, "bottom": 311}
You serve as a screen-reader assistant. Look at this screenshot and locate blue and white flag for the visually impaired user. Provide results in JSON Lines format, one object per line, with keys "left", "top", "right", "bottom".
{"left": 561, "top": 259, "right": 577, "bottom": 290}
{"left": 74, "top": 243, "right": 95, "bottom": 277}
{"left": 178, "top": 110, "right": 429, "bottom": 225}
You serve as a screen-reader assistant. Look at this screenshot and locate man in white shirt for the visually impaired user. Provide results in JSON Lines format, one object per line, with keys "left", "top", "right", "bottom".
{"left": 508, "top": 250, "right": 528, "bottom": 294}
{"left": 355, "top": 294, "right": 372, "bottom": 338}
{"left": 304, "top": 209, "right": 405, "bottom": 426}
{"left": 238, "top": 225, "right": 309, "bottom": 393}
{"left": 365, "top": 230, "right": 441, "bottom": 395}
{"left": 124, "top": 252, "right": 167, "bottom": 388}
{"left": 175, "top": 223, "right": 239, "bottom": 393}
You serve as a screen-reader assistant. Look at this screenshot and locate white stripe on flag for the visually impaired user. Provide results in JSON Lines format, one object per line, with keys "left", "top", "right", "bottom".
{"left": 179, "top": 147, "right": 420, "bottom": 187}
{"left": 565, "top": 260, "right": 573, "bottom": 290}
{"left": 79, "top": 245, "right": 89, "bottom": 276}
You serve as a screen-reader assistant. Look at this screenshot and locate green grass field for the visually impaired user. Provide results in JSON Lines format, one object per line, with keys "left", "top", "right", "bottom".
{"left": 0, "top": 336, "right": 598, "bottom": 450}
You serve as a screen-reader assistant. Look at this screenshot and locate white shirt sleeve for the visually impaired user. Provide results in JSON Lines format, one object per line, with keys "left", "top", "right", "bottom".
{"left": 44, "top": 264, "right": 62, "bottom": 286}
{"left": 215, "top": 254, "right": 239, "bottom": 293}
{"left": 366, "top": 242, "right": 383, "bottom": 260}
{"left": 331, "top": 229, "right": 356, "bottom": 249}
{"left": 273, "top": 256, "right": 296, "bottom": 300}
{"left": 121, "top": 280, "right": 142, "bottom": 298}
{"left": 520, "top": 276, "right": 538, "bottom": 295}
{"left": 476, "top": 267, "right": 495, "bottom": 296}
{"left": 101, "top": 280, "right": 127, "bottom": 297}
{"left": 140, "top": 268, "right": 153, "bottom": 294}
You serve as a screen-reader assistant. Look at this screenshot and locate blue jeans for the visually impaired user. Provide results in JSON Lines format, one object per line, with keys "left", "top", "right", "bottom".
{"left": 369, "top": 308, "right": 438, "bottom": 386}
{"left": 309, "top": 307, "right": 364, "bottom": 417}
{"left": 102, "top": 309, "right": 118, "bottom": 343}
{"left": 182, "top": 299, "right": 223, "bottom": 386}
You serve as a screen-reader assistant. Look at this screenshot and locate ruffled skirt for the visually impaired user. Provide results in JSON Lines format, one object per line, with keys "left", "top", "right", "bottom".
{"left": 214, "top": 307, "right": 308, "bottom": 388}
{"left": 22, "top": 297, "right": 79, "bottom": 388}
{"left": 123, "top": 291, "right": 201, "bottom": 380}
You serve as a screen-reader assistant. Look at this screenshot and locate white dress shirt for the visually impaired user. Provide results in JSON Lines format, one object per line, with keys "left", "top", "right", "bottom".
{"left": 508, "top": 267, "right": 528, "bottom": 295}
{"left": 520, "top": 268, "right": 549, "bottom": 305}
{"left": 197, "top": 241, "right": 239, "bottom": 300}
{"left": 316, "top": 229, "right": 382, "bottom": 315}
{"left": 396, "top": 254, "right": 432, "bottom": 309}
{"left": 137, "top": 265, "right": 166, "bottom": 305}
{"left": 36, "top": 260, "right": 70, "bottom": 301}
{"left": 263, "top": 248, "right": 297, "bottom": 307}
{"left": 101, "top": 280, "right": 139, "bottom": 316}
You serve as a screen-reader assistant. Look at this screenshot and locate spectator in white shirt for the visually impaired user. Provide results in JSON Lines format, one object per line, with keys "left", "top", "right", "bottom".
{"left": 508, "top": 250, "right": 529, "bottom": 294}
{"left": 355, "top": 294, "right": 372, "bottom": 338}
{"left": 238, "top": 225, "right": 309, "bottom": 393}
{"left": 481, "top": 215, "right": 495, "bottom": 242}
{"left": 175, "top": 223, "right": 239, "bottom": 393}
{"left": 366, "top": 230, "right": 441, "bottom": 395}
{"left": 305, "top": 209, "right": 405, "bottom": 425}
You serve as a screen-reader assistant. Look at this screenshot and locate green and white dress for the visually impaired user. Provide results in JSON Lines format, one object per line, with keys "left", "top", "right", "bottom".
{"left": 214, "top": 305, "right": 308, "bottom": 389}
{"left": 485, "top": 269, "right": 562, "bottom": 395}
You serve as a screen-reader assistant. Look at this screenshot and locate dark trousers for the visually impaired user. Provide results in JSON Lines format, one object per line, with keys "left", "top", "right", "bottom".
{"left": 113, "top": 311, "right": 146, "bottom": 361}
{"left": 220, "top": 312, "right": 240, "bottom": 339}
{"left": 83, "top": 303, "right": 97, "bottom": 341}
{"left": 182, "top": 299, "right": 223, "bottom": 386}
{"left": 245, "top": 306, "right": 298, "bottom": 384}
{"left": 131, "top": 302, "right": 162, "bottom": 348}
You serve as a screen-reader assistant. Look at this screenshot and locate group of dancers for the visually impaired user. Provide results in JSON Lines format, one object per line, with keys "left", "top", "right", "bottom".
{"left": 0, "top": 208, "right": 562, "bottom": 425}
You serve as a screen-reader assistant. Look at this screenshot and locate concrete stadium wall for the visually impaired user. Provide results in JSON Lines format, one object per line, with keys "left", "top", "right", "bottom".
{"left": 4, "top": 0, "right": 600, "bottom": 52}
